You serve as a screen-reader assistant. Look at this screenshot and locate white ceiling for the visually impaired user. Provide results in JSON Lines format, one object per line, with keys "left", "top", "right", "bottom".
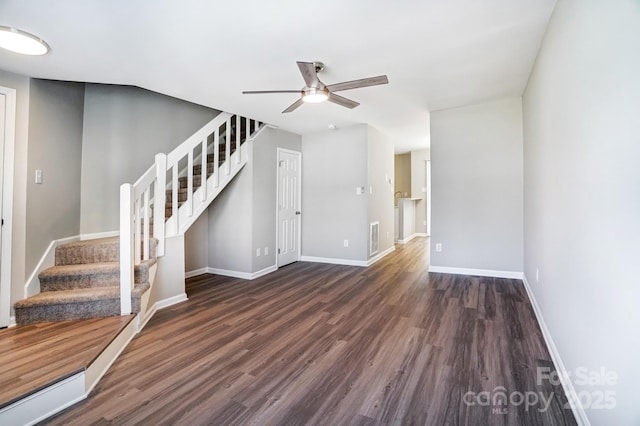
{"left": 0, "top": 0, "right": 555, "bottom": 153}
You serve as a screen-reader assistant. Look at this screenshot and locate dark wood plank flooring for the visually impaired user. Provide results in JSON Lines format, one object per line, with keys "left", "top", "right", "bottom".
{"left": 45, "top": 239, "right": 576, "bottom": 425}
{"left": 0, "top": 314, "right": 134, "bottom": 408}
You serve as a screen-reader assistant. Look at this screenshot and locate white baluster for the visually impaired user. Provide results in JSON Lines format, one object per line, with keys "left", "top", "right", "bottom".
{"left": 143, "top": 188, "right": 150, "bottom": 261}
{"left": 201, "top": 138, "right": 207, "bottom": 202}
{"left": 187, "top": 150, "right": 193, "bottom": 217}
{"left": 226, "top": 118, "right": 231, "bottom": 176}
{"left": 119, "top": 183, "right": 134, "bottom": 315}
{"left": 134, "top": 197, "right": 141, "bottom": 264}
{"left": 172, "top": 165, "right": 179, "bottom": 235}
{"left": 236, "top": 116, "right": 241, "bottom": 165}
{"left": 154, "top": 153, "right": 167, "bottom": 257}
{"left": 214, "top": 128, "right": 220, "bottom": 188}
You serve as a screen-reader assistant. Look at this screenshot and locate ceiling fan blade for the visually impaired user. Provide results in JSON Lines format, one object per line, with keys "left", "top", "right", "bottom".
{"left": 243, "top": 90, "right": 302, "bottom": 94}
{"left": 283, "top": 98, "right": 305, "bottom": 113}
{"left": 326, "top": 75, "right": 389, "bottom": 92}
{"left": 328, "top": 93, "right": 360, "bottom": 109}
{"left": 297, "top": 61, "right": 320, "bottom": 88}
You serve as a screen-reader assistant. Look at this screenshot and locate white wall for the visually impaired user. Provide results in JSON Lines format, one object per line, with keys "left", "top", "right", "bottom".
{"left": 430, "top": 97, "right": 524, "bottom": 272}
{"left": 301, "top": 125, "right": 369, "bottom": 261}
{"left": 25, "top": 79, "right": 85, "bottom": 276}
{"left": 523, "top": 1, "right": 640, "bottom": 424}
{"left": 184, "top": 210, "right": 209, "bottom": 273}
{"left": 367, "top": 126, "right": 395, "bottom": 257}
{"left": 80, "top": 84, "right": 218, "bottom": 233}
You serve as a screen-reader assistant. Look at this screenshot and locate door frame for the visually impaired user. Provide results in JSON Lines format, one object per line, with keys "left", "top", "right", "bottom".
{"left": 0, "top": 86, "right": 16, "bottom": 328}
{"left": 275, "top": 148, "right": 302, "bottom": 268}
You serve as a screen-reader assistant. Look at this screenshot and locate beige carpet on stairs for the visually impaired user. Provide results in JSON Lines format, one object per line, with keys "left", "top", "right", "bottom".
{"left": 14, "top": 237, "right": 157, "bottom": 325}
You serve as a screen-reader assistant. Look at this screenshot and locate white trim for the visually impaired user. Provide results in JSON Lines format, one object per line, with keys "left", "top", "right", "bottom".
{"left": 522, "top": 275, "right": 590, "bottom": 426}
{"left": 415, "top": 232, "right": 428, "bottom": 237}
{"left": 80, "top": 230, "right": 119, "bottom": 240}
{"left": 428, "top": 265, "right": 524, "bottom": 280}
{"left": 397, "top": 233, "right": 419, "bottom": 244}
{"left": 251, "top": 264, "right": 277, "bottom": 279}
{"left": 85, "top": 316, "right": 137, "bottom": 395}
{"left": 185, "top": 267, "right": 210, "bottom": 279}
{"left": 300, "top": 256, "right": 368, "bottom": 267}
{"left": 207, "top": 265, "right": 278, "bottom": 280}
{"left": 8, "top": 315, "right": 15, "bottom": 328}
{"left": 0, "top": 86, "right": 16, "bottom": 328}
{"left": 0, "top": 372, "right": 86, "bottom": 426}
{"left": 367, "top": 245, "right": 395, "bottom": 266}
{"left": 138, "top": 293, "right": 188, "bottom": 331}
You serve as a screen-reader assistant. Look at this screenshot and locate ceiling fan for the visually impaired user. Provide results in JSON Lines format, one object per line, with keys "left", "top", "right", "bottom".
{"left": 242, "top": 61, "right": 389, "bottom": 113}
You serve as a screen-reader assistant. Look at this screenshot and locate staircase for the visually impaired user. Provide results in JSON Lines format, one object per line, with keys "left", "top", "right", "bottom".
{"left": 14, "top": 113, "right": 263, "bottom": 325}
{"left": 14, "top": 237, "right": 156, "bottom": 324}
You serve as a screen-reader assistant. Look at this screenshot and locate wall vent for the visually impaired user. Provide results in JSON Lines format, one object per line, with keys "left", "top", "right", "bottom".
{"left": 370, "top": 221, "right": 379, "bottom": 256}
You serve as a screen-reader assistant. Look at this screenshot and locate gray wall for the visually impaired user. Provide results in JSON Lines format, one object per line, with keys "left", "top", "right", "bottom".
{"left": 430, "top": 97, "right": 523, "bottom": 272}
{"left": 80, "top": 84, "right": 218, "bottom": 233}
{"left": 394, "top": 153, "right": 411, "bottom": 197}
{"left": 302, "top": 125, "right": 369, "bottom": 261}
{"left": 207, "top": 127, "right": 302, "bottom": 274}
{"left": 410, "top": 148, "right": 429, "bottom": 235}
{"left": 25, "top": 80, "right": 85, "bottom": 277}
{"left": 523, "top": 0, "right": 640, "bottom": 424}
{"left": 184, "top": 210, "right": 209, "bottom": 273}
{"left": 367, "top": 126, "right": 395, "bottom": 257}
{"left": 0, "top": 69, "right": 30, "bottom": 306}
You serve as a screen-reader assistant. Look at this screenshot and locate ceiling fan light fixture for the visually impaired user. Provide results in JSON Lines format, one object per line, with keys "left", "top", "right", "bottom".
{"left": 302, "top": 87, "right": 329, "bottom": 103}
{"left": 0, "top": 26, "right": 49, "bottom": 55}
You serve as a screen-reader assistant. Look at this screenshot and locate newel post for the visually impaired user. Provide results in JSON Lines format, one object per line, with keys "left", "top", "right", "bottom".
{"left": 119, "top": 183, "right": 134, "bottom": 315}
{"left": 154, "top": 153, "right": 167, "bottom": 257}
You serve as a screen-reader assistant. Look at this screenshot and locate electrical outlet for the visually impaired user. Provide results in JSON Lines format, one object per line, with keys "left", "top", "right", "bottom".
{"left": 35, "top": 169, "right": 43, "bottom": 184}
{"left": 265, "top": 247, "right": 269, "bottom": 256}
{"left": 536, "top": 268, "right": 539, "bottom": 283}
{"left": 386, "top": 231, "right": 390, "bottom": 239}
{"left": 369, "top": 185, "right": 373, "bottom": 194}
{"left": 256, "top": 248, "right": 261, "bottom": 257}
{"left": 423, "top": 220, "right": 427, "bottom": 226}
{"left": 343, "top": 239, "right": 349, "bottom": 247}
{"left": 435, "top": 243, "right": 442, "bottom": 252}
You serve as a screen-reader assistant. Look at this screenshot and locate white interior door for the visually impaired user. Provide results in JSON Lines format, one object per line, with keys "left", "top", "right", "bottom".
{"left": 277, "top": 149, "right": 301, "bottom": 267}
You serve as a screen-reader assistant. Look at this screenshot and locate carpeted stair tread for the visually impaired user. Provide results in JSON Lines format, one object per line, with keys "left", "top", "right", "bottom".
{"left": 55, "top": 236, "right": 120, "bottom": 265}
{"left": 39, "top": 260, "right": 156, "bottom": 291}
{"left": 14, "top": 286, "right": 122, "bottom": 307}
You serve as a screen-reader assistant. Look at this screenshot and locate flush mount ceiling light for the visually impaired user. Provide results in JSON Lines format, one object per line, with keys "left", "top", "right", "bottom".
{"left": 0, "top": 26, "right": 49, "bottom": 55}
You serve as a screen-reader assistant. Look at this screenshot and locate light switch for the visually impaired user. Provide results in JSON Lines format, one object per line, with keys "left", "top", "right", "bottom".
{"left": 35, "top": 169, "right": 43, "bottom": 184}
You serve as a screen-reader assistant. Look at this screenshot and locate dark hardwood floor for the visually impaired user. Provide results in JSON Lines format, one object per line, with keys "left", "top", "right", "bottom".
{"left": 45, "top": 239, "right": 576, "bottom": 425}
{"left": 0, "top": 314, "right": 134, "bottom": 409}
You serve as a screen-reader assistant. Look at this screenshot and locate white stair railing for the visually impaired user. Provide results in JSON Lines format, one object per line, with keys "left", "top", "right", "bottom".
{"left": 119, "top": 113, "right": 264, "bottom": 314}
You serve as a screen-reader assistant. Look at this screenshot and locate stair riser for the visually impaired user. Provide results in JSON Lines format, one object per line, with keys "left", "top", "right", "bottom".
{"left": 40, "top": 267, "right": 150, "bottom": 292}
{"left": 14, "top": 295, "right": 142, "bottom": 325}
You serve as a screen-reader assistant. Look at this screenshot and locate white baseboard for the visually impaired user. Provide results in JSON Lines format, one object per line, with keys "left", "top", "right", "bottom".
{"left": 522, "top": 275, "right": 590, "bottom": 426}
{"left": 207, "top": 265, "right": 278, "bottom": 280}
{"left": 139, "top": 293, "right": 188, "bottom": 330}
{"left": 185, "top": 267, "right": 210, "bottom": 279}
{"left": 80, "top": 230, "right": 119, "bottom": 240}
{"left": 428, "top": 265, "right": 524, "bottom": 280}
{"left": 367, "top": 246, "right": 395, "bottom": 266}
{"left": 397, "top": 233, "right": 419, "bottom": 244}
{"left": 415, "top": 232, "right": 428, "bottom": 237}
{"left": 300, "top": 256, "right": 368, "bottom": 267}
{"left": 9, "top": 316, "right": 16, "bottom": 328}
